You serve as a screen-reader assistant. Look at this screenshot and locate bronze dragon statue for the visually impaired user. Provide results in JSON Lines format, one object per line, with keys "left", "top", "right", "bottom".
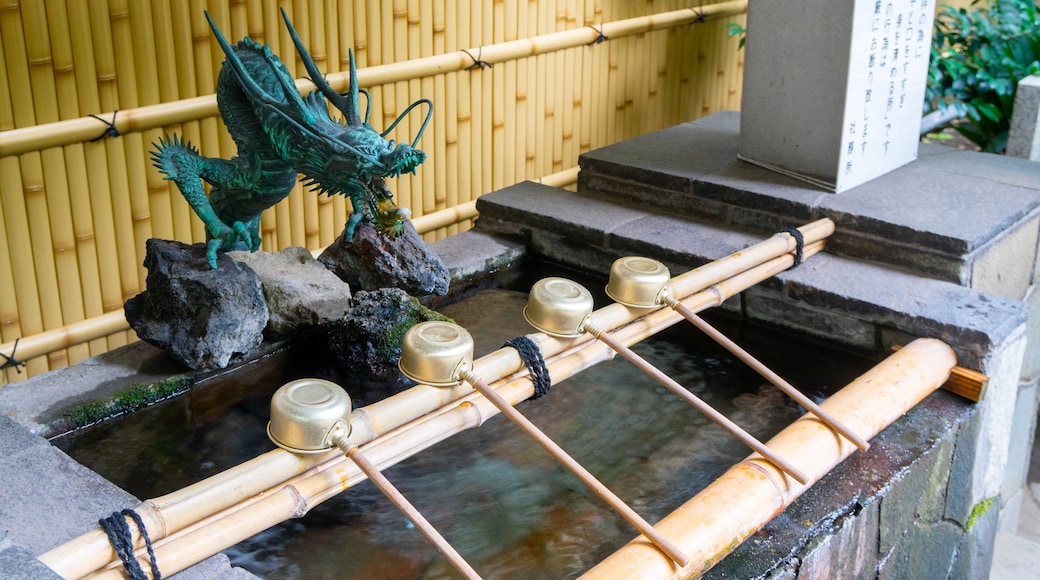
{"left": 152, "top": 9, "right": 431, "bottom": 268}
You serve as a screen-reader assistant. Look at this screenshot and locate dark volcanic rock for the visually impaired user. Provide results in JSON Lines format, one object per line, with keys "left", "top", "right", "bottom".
{"left": 318, "top": 220, "right": 450, "bottom": 297}
{"left": 230, "top": 246, "right": 351, "bottom": 337}
{"left": 125, "top": 239, "right": 268, "bottom": 370}
{"left": 327, "top": 288, "right": 452, "bottom": 382}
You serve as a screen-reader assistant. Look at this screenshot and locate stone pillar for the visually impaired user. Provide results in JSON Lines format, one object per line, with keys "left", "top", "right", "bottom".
{"left": 1007, "top": 75, "right": 1040, "bottom": 161}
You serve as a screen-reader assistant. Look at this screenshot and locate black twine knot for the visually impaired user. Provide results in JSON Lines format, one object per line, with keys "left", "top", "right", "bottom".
{"left": 89, "top": 111, "right": 120, "bottom": 141}
{"left": 0, "top": 337, "right": 25, "bottom": 374}
{"left": 781, "top": 227, "right": 805, "bottom": 267}
{"left": 462, "top": 47, "right": 492, "bottom": 70}
{"left": 691, "top": 8, "right": 706, "bottom": 23}
{"left": 99, "top": 509, "right": 161, "bottom": 580}
{"left": 588, "top": 25, "right": 609, "bottom": 45}
{"left": 503, "top": 336, "right": 552, "bottom": 400}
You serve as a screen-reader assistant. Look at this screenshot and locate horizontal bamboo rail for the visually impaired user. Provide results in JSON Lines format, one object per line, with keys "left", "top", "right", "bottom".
{"left": 42, "top": 217, "right": 828, "bottom": 579}
{"left": 0, "top": 167, "right": 581, "bottom": 367}
{"left": 0, "top": 2, "right": 747, "bottom": 157}
{"left": 582, "top": 338, "right": 957, "bottom": 579}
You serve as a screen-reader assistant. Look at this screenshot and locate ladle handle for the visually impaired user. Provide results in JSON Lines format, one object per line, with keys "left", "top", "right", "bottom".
{"left": 460, "top": 372, "right": 690, "bottom": 568}
{"left": 333, "top": 435, "right": 482, "bottom": 580}
{"left": 585, "top": 324, "right": 811, "bottom": 485}
{"left": 666, "top": 298, "right": 870, "bottom": 451}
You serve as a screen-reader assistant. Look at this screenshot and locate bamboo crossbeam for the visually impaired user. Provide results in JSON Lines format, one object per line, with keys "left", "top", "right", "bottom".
{"left": 0, "top": 1, "right": 747, "bottom": 158}
{"left": 42, "top": 219, "right": 827, "bottom": 579}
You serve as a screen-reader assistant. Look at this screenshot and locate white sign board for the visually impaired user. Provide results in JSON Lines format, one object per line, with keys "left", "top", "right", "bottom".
{"left": 739, "top": 0, "right": 935, "bottom": 193}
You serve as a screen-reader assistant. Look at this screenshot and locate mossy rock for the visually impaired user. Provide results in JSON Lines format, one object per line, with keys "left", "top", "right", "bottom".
{"left": 60, "top": 375, "right": 193, "bottom": 430}
{"left": 327, "top": 288, "right": 453, "bottom": 383}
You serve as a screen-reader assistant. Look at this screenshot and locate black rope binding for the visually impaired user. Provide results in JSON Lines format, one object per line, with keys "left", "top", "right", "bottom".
{"left": 503, "top": 336, "right": 552, "bottom": 400}
{"left": 587, "top": 24, "right": 609, "bottom": 45}
{"left": 99, "top": 509, "right": 161, "bottom": 580}
{"left": 690, "top": 8, "right": 706, "bottom": 23}
{"left": 781, "top": 227, "right": 805, "bottom": 267}
{"left": 462, "top": 47, "right": 493, "bottom": 70}
{"left": 89, "top": 111, "right": 120, "bottom": 141}
{"left": 0, "top": 337, "right": 25, "bottom": 374}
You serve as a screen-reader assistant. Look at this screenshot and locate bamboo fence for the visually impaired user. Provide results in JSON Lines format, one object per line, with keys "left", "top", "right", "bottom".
{"left": 0, "top": 0, "right": 747, "bottom": 384}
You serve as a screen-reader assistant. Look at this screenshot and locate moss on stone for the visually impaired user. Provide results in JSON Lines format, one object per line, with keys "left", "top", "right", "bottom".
{"left": 61, "top": 375, "right": 193, "bottom": 429}
{"left": 375, "top": 297, "right": 454, "bottom": 361}
{"left": 965, "top": 496, "right": 996, "bottom": 531}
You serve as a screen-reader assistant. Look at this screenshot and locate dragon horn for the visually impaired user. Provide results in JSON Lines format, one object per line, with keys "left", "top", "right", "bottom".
{"left": 280, "top": 8, "right": 362, "bottom": 126}
{"left": 204, "top": 12, "right": 274, "bottom": 105}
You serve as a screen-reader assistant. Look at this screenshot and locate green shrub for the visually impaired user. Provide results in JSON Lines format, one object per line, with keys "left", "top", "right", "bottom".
{"left": 926, "top": 0, "right": 1040, "bottom": 152}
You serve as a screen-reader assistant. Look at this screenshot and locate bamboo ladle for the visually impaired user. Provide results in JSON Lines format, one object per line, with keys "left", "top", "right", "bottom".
{"left": 523, "top": 277, "right": 811, "bottom": 485}
{"left": 604, "top": 256, "right": 869, "bottom": 451}
{"left": 399, "top": 321, "right": 689, "bottom": 568}
{"left": 267, "top": 378, "right": 481, "bottom": 580}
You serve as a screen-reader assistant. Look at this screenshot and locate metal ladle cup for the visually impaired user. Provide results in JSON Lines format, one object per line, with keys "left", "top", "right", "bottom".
{"left": 398, "top": 320, "right": 690, "bottom": 567}
{"left": 269, "top": 378, "right": 353, "bottom": 454}
{"left": 268, "top": 378, "right": 481, "bottom": 580}
{"left": 604, "top": 256, "right": 869, "bottom": 452}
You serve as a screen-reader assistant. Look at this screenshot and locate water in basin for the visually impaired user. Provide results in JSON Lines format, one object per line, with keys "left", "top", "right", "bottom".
{"left": 54, "top": 286, "right": 875, "bottom": 579}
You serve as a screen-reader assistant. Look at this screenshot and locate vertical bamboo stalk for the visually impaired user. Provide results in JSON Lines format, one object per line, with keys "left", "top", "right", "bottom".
{"left": 132, "top": 1, "right": 175, "bottom": 245}
{"left": 491, "top": 0, "right": 506, "bottom": 194}
{"left": 431, "top": 0, "right": 448, "bottom": 239}
{"left": 536, "top": 0, "right": 551, "bottom": 177}
{"left": 65, "top": 0, "right": 124, "bottom": 355}
{"left": 245, "top": 0, "right": 263, "bottom": 41}
{"left": 479, "top": 1, "right": 493, "bottom": 198}
{"left": 258, "top": 0, "right": 282, "bottom": 251}
{"left": 514, "top": 0, "right": 529, "bottom": 186}
{"left": 443, "top": 0, "right": 460, "bottom": 237}
{"left": 0, "top": 26, "right": 24, "bottom": 382}
{"left": 18, "top": 1, "right": 76, "bottom": 371}
{"left": 109, "top": 0, "right": 154, "bottom": 293}
{"left": 419, "top": 0, "right": 436, "bottom": 239}
{"left": 169, "top": 0, "right": 200, "bottom": 244}
{"left": 302, "top": 0, "right": 323, "bottom": 251}
{"left": 87, "top": 0, "right": 135, "bottom": 347}
{"left": 47, "top": 0, "right": 105, "bottom": 360}
{"left": 560, "top": 3, "right": 575, "bottom": 172}
{"left": 454, "top": 0, "right": 472, "bottom": 236}
{"left": 0, "top": 166, "right": 22, "bottom": 384}
{"left": 526, "top": 0, "right": 540, "bottom": 177}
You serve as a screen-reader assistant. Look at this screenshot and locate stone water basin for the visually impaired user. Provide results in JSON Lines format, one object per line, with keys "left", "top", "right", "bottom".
{"left": 54, "top": 280, "right": 878, "bottom": 579}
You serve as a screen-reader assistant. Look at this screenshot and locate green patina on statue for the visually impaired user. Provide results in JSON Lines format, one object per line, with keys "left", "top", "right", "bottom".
{"left": 152, "top": 9, "right": 431, "bottom": 269}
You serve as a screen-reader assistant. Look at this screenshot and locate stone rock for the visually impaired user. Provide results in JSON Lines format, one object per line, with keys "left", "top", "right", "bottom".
{"left": 125, "top": 239, "right": 268, "bottom": 370}
{"left": 318, "top": 220, "right": 450, "bottom": 297}
{"left": 326, "top": 288, "right": 452, "bottom": 382}
{"left": 229, "top": 246, "right": 351, "bottom": 337}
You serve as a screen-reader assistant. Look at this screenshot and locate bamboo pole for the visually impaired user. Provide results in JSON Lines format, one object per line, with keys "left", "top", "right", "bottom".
{"left": 339, "top": 441, "right": 482, "bottom": 580}
{"left": 582, "top": 338, "right": 957, "bottom": 579}
{"left": 0, "top": 5, "right": 44, "bottom": 379}
{"left": 42, "top": 222, "right": 829, "bottom": 578}
{"left": 63, "top": 0, "right": 117, "bottom": 357}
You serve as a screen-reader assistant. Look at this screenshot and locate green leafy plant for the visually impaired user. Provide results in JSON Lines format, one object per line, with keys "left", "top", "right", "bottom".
{"left": 926, "top": 0, "right": 1040, "bottom": 152}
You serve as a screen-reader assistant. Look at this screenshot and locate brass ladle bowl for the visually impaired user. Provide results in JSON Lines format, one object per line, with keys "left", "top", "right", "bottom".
{"left": 268, "top": 378, "right": 352, "bottom": 454}
{"left": 523, "top": 277, "right": 594, "bottom": 337}
{"left": 399, "top": 320, "right": 475, "bottom": 385}
{"left": 605, "top": 256, "right": 672, "bottom": 308}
